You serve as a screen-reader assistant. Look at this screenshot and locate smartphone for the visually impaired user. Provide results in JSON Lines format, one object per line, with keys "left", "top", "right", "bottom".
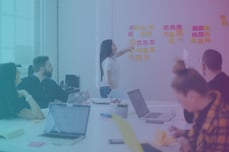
{"left": 109, "top": 139, "right": 124, "bottom": 144}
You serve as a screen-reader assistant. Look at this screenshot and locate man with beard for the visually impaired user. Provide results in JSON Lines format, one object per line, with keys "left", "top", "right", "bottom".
{"left": 18, "top": 56, "right": 68, "bottom": 108}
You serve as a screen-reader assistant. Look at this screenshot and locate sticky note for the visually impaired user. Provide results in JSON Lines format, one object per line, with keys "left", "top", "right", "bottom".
{"left": 149, "top": 40, "right": 155, "bottom": 45}
{"left": 128, "top": 32, "right": 134, "bottom": 37}
{"left": 169, "top": 38, "right": 174, "bottom": 44}
{"left": 198, "top": 38, "right": 204, "bottom": 44}
{"left": 176, "top": 24, "right": 182, "bottom": 30}
{"left": 150, "top": 47, "right": 155, "bottom": 52}
{"left": 143, "top": 40, "right": 148, "bottom": 45}
{"left": 169, "top": 32, "right": 174, "bottom": 37}
{"left": 144, "top": 54, "right": 150, "bottom": 60}
{"left": 192, "top": 26, "right": 198, "bottom": 31}
{"left": 198, "top": 32, "right": 204, "bottom": 37}
{"left": 146, "top": 31, "right": 152, "bottom": 36}
{"left": 205, "top": 37, "right": 211, "bottom": 43}
{"left": 129, "top": 39, "right": 136, "bottom": 46}
{"left": 192, "top": 32, "right": 198, "bottom": 37}
{"left": 149, "top": 25, "right": 154, "bottom": 30}
{"left": 28, "top": 141, "right": 45, "bottom": 147}
{"left": 137, "top": 40, "right": 142, "bottom": 45}
{"left": 129, "top": 25, "right": 134, "bottom": 30}
{"left": 191, "top": 38, "right": 196, "bottom": 43}
{"left": 198, "top": 26, "right": 204, "bottom": 30}
{"left": 136, "top": 48, "right": 142, "bottom": 52}
{"left": 163, "top": 31, "right": 169, "bottom": 37}
{"left": 140, "top": 32, "right": 146, "bottom": 37}
{"left": 170, "top": 25, "right": 175, "bottom": 30}
{"left": 136, "top": 54, "right": 142, "bottom": 62}
{"left": 204, "top": 32, "right": 210, "bottom": 37}
{"left": 163, "top": 25, "right": 169, "bottom": 30}
{"left": 143, "top": 48, "right": 148, "bottom": 53}
{"left": 204, "top": 26, "right": 210, "bottom": 30}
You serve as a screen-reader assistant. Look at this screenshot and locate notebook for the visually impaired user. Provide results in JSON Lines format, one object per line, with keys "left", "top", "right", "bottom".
{"left": 128, "top": 89, "right": 174, "bottom": 123}
{"left": 112, "top": 115, "right": 162, "bottom": 152}
{"left": 43, "top": 103, "right": 90, "bottom": 140}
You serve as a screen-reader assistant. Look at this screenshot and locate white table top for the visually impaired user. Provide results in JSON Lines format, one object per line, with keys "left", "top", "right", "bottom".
{"left": 0, "top": 98, "right": 189, "bottom": 152}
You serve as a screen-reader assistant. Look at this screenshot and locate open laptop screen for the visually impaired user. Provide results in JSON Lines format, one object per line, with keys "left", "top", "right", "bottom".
{"left": 44, "top": 103, "right": 90, "bottom": 136}
{"left": 128, "top": 89, "right": 150, "bottom": 118}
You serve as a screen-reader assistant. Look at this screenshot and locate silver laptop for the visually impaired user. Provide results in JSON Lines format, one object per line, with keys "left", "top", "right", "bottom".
{"left": 43, "top": 103, "right": 90, "bottom": 139}
{"left": 128, "top": 89, "right": 174, "bottom": 123}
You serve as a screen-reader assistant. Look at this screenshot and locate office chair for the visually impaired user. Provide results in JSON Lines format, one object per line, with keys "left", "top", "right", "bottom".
{"left": 28, "top": 65, "right": 34, "bottom": 76}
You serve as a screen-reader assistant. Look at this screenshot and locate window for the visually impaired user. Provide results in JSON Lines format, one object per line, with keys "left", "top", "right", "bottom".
{"left": 0, "top": 0, "right": 35, "bottom": 64}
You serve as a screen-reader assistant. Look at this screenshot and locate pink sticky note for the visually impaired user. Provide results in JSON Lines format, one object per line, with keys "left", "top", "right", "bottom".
{"left": 143, "top": 40, "right": 148, "bottom": 45}
{"left": 128, "top": 32, "right": 134, "bottom": 37}
{"left": 137, "top": 40, "right": 142, "bottom": 45}
{"left": 199, "top": 32, "right": 204, "bottom": 37}
{"left": 170, "top": 25, "right": 175, "bottom": 30}
{"left": 176, "top": 24, "right": 182, "bottom": 29}
{"left": 192, "top": 32, "right": 198, "bottom": 37}
{"left": 149, "top": 40, "right": 155, "bottom": 45}
{"left": 192, "top": 26, "right": 198, "bottom": 31}
{"left": 163, "top": 25, "right": 169, "bottom": 30}
{"left": 129, "top": 25, "right": 134, "bottom": 30}
{"left": 198, "top": 26, "right": 204, "bottom": 30}
{"left": 28, "top": 141, "right": 45, "bottom": 147}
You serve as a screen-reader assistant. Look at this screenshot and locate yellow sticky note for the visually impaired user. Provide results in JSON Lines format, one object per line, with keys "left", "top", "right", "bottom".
{"left": 143, "top": 48, "right": 148, "bottom": 53}
{"left": 169, "top": 38, "right": 174, "bottom": 44}
{"left": 153, "top": 128, "right": 175, "bottom": 147}
{"left": 163, "top": 31, "right": 169, "bottom": 37}
{"left": 112, "top": 115, "right": 144, "bottom": 152}
{"left": 204, "top": 26, "right": 210, "bottom": 30}
{"left": 140, "top": 32, "right": 146, "bottom": 37}
{"left": 198, "top": 38, "right": 204, "bottom": 44}
{"left": 137, "top": 48, "right": 142, "bottom": 52}
{"left": 169, "top": 32, "right": 175, "bottom": 37}
{"left": 136, "top": 54, "right": 142, "bottom": 62}
{"left": 149, "top": 25, "right": 154, "bottom": 30}
{"left": 191, "top": 38, "right": 196, "bottom": 43}
{"left": 129, "top": 39, "right": 137, "bottom": 46}
{"left": 150, "top": 47, "right": 155, "bottom": 52}
{"left": 144, "top": 54, "right": 150, "bottom": 60}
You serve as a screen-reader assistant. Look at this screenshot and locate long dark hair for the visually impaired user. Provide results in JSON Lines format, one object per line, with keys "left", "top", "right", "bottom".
{"left": 99, "top": 39, "right": 113, "bottom": 81}
{"left": 0, "top": 63, "right": 18, "bottom": 118}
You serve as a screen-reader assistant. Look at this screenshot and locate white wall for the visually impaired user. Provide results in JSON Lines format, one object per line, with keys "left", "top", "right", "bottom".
{"left": 98, "top": 0, "right": 229, "bottom": 101}
{"left": 58, "top": 0, "right": 98, "bottom": 96}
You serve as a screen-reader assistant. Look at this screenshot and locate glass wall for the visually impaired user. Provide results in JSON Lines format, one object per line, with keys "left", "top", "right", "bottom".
{"left": 0, "top": 0, "right": 58, "bottom": 79}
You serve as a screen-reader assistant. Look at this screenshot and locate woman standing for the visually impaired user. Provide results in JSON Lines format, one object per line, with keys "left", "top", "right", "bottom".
{"left": 0, "top": 63, "right": 44, "bottom": 119}
{"left": 99, "top": 39, "right": 133, "bottom": 98}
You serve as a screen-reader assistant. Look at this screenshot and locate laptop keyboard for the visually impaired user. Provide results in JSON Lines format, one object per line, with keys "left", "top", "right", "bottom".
{"left": 43, "top": 132, "right": 82, "bottom": 139}
{"left": 145, "top": 112, "right": 162, "bottom": 118}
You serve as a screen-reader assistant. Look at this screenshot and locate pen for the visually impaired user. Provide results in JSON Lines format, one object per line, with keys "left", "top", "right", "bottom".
{"left": 100, "top": 113, "right": 112, "bottom": 118}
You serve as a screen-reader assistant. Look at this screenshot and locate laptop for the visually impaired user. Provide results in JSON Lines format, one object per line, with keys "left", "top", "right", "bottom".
{"left": 128, "top": 89, "right": 174, "bottom": 123}
{"left": 43, "top": 103, "right": 90, "bottom": 140}
{"left": 112, "top": 115, "right": 162, "bottom": 152}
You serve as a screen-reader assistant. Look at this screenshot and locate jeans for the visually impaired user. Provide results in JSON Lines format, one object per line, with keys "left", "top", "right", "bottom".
{"left": 99, "top": 86, "right": 111, "bottom": 98}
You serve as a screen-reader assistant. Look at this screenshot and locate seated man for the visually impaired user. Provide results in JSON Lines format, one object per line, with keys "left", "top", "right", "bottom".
{"left": 18, "top": 56, "right": 68, "bottom": 108}
{"left": 184, "top": 49, "right": 229, "bottom": 123}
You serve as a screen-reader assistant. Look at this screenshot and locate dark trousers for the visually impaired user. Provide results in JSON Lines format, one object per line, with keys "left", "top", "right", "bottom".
{"left": 99, "top": 86, "right": 111, "bottom": 98}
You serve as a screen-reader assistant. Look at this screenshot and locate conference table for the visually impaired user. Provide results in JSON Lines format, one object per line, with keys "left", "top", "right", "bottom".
{"left": 0, "top": 98, "right": 190, "bottom": 152}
